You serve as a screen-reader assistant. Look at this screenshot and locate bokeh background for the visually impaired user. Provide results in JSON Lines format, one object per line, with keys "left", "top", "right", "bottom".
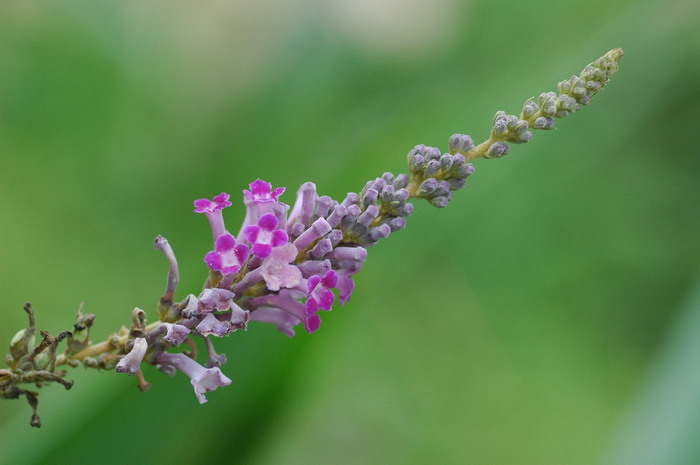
{"left": 1, "top": 0, "right": 699, "bottom": 464}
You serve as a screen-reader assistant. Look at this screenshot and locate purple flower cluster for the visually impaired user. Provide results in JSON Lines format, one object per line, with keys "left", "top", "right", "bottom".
{"left": 113, "top": 165, "right": 473, "bottom": 404}
{"left": 114, "top": 163, "right": 475, "bottom": 402}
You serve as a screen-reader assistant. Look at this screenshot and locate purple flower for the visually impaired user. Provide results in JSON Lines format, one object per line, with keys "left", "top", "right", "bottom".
{"left": 198, "top": 288, "right": 235, "bottom": 313}
{"left": 157, "top": 352, "right": 232, "bottom": 404}
{"left": 162, "top": 323, "right": 191, "bottom": 346}
{"left": 304, "top": 313, "right": 321, "bottom": 334}
{"left": 243, "top": 179, "right": 285, "bottom": 205}
{"left": 115, "top": 338, "right": 148, "bottom": 376}
{"left": 302, "top": 270, "right": 337, "bottom": 334}
{"left": 193, "top": 192, "right": 232, "bottom": 213}
{"left": 194, "top": 192, "right": 232, "bottom": 239}
{"left": 260, "top": 243, "right": 302, "bottom": 291}
{"left": 196, "top": 313, "right": 231, "bottom": 338}
{"left": 244, "top": 213, "right": 289, "bottom": 259}
{"left": 306, "top": 270, "right": 337, "bottom": 314}
{"left": 204, "top": 233, "right": 249, "bottom": 275}
{"left": 335, "top": 269, "right": 358, "bottom": 305}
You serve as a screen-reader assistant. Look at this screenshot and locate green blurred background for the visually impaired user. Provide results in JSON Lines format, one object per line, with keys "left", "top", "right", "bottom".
{"left": 1, "top": 0, "right": 699, "bottom": 464}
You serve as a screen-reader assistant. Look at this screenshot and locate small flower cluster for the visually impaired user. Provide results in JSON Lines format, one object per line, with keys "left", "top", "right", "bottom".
{"left": 2, "top": 48, "right": 623, "bottom": 426}
{"left": 408, "top": 144, "right": 475, "bottom": 207}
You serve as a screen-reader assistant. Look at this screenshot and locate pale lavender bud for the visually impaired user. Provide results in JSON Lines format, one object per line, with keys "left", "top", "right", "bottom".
{"left": 393, "top": 174, "right": 409, "bottom": 189}
{"left": 309, "top": 238, "right": 333, "bottom": 259}
{"left": 534, "top": 117, "right": 556, "bottom": 129}
{"left": 341, "top": 192, "right": 359, "bottom": 207}
{"left": 425, "top": 146, "right": 441, "bottom": 160}
{"left": 448, "top": 178, "right": 467, "bottom": 190}
{"left": 273, "top": 202, "right": 290, "bottom": 231}
{"left": 328, "top": 229, "right": 343, "bottom": 247}
{"left": 396, "top": 202, "right": 414, "bottom": 217}
{"left": 290, "top": 222, "right": 306, "bottom": 239}
{"left": 157, "top": 352, "right": 232, "bottom": 404}
{"left": 433, "top": 180, "right": 451, "bottom": 197}
{"left": 296, "top": 259, "right": 332, "bottom": 278}
{"left": 416, "top": 178, "right": 438, "bottom": 197}
{"left": 362, "top": 188, "right": 378, "bottom": 208}
{"left": 425, "top": 160, "right": 440, "bottom": 177}
{"left": 389, "top": 217, "right": 406, "bottom": 231}
{"left": 485, "top": 142, "right": 510, "bottom": 158}
{"left": 429, "top": 196, "right": 451, "bottom": 208}
{"left": 369, "top": 223, "right": 391, "bottom": 241}
{"left": 115, "top": 338, "right": 148, "bottom": 376}
{"left": 382, "top": 172, "right": 394, "bottom": 184}
{"left": 522, "top": 100, "right": 539, "bottom": 117}
{"left": 457, "top": 163, "right": 475, "bottom": 178}
{"left": 314, "top": 196, "right": 334, "bottom": 220}
{"left": 340, "top": 205, "right": 361, "bottom": 229}
{"left": 448, "top": 134, "right": 475, "bottom": 154}
{"left": 440, "top": 154, "right": 454, "bottom": 172}
{"left": 357, "top": 205, "right": 379, "bottom": 228}
{"left": 409, "top": 154, "right": 425, "bottom": 173}
{"left": 394, "top": 188, "right": 410, "bottom": 203}
{"left": 288, "top": 182, "right": 317, "bottom": 229}
{"left": 326, "top": 204, "right": 348, "bottom": 228}
{"left": 328, "top": 247, "right": 368, "bottom": 263}
{"left": 379, "top": 185, "right": 394, "bottom": 203}
{"left": 293, "top": 217, "right": 332, "bottom": 251}
{"left": 492, "top": 111, "right": 508, "bottom": 136}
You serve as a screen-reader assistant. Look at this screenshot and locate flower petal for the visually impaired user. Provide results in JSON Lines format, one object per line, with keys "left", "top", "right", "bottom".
{"left": 204, "top": 251, "right": 222, "bottom": 271}
{"left": 321, "top": 270, "right": 338, "bottom": 289}
{"left": 304, "top": 314, "right": 321, "bottom": 333}
{"left": 212, "top": 192, "right": 232, "bottom": 209}
{"left": 194, "top": 198, "right": 215, "bottom": 213}
{"left": 258, "top": 213, "right": 278, "bottom": 231}
{"left": 244, "top": 225, "right": 260, "bottom": 243}
{"left": 253, "top": 243, "right": 272, "bottom": 259}
{"left": 271, "top": 229, "right": 288, "bottom": 247}
{"left": 234, "top": 244, "right": 250, "bottom": 264}
{"left": 215, "top": 233, "right": 236, "bottom": 252}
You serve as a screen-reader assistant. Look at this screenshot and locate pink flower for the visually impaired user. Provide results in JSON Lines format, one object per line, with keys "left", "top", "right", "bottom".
{"left": 304, "top": 270, "right": 337, "bottom": 333}
{"left": 260, "top": 243, "right": 302, "bottom": 291}
{"left": 194, "top": 192, "right": 232, "bottom": 239}
{"left": 306, "top": 270, "right": 337, "bottom": 313}
{"left": 204, "top": 233, "right": 249, "bottom": 275}
{"left": 193, "top": 192, "right": 232, "bottom": 213}
{"left": 244, "top": 213, "right": 289, "bottom": 259}
{"left": 243, "top": 179, "right": 285, "bottom": 205}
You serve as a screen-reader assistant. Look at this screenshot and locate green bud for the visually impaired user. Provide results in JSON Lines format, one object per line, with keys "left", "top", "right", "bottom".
{"left": 10, "top": 329, "right": 35, "bottom": 360}
{"left": 34, "top": 350, "right": 50, "bottom": 370}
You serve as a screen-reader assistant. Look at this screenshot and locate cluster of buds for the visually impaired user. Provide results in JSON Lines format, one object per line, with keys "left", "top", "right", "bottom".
{"left": 407, "top": 144, "right": 475, "bottom": 207}
{"left": 520, "top": 48, "right": 624, "bottom": 131}
{"left": 2, "top": 48, "right": 623, "bottom": 427}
